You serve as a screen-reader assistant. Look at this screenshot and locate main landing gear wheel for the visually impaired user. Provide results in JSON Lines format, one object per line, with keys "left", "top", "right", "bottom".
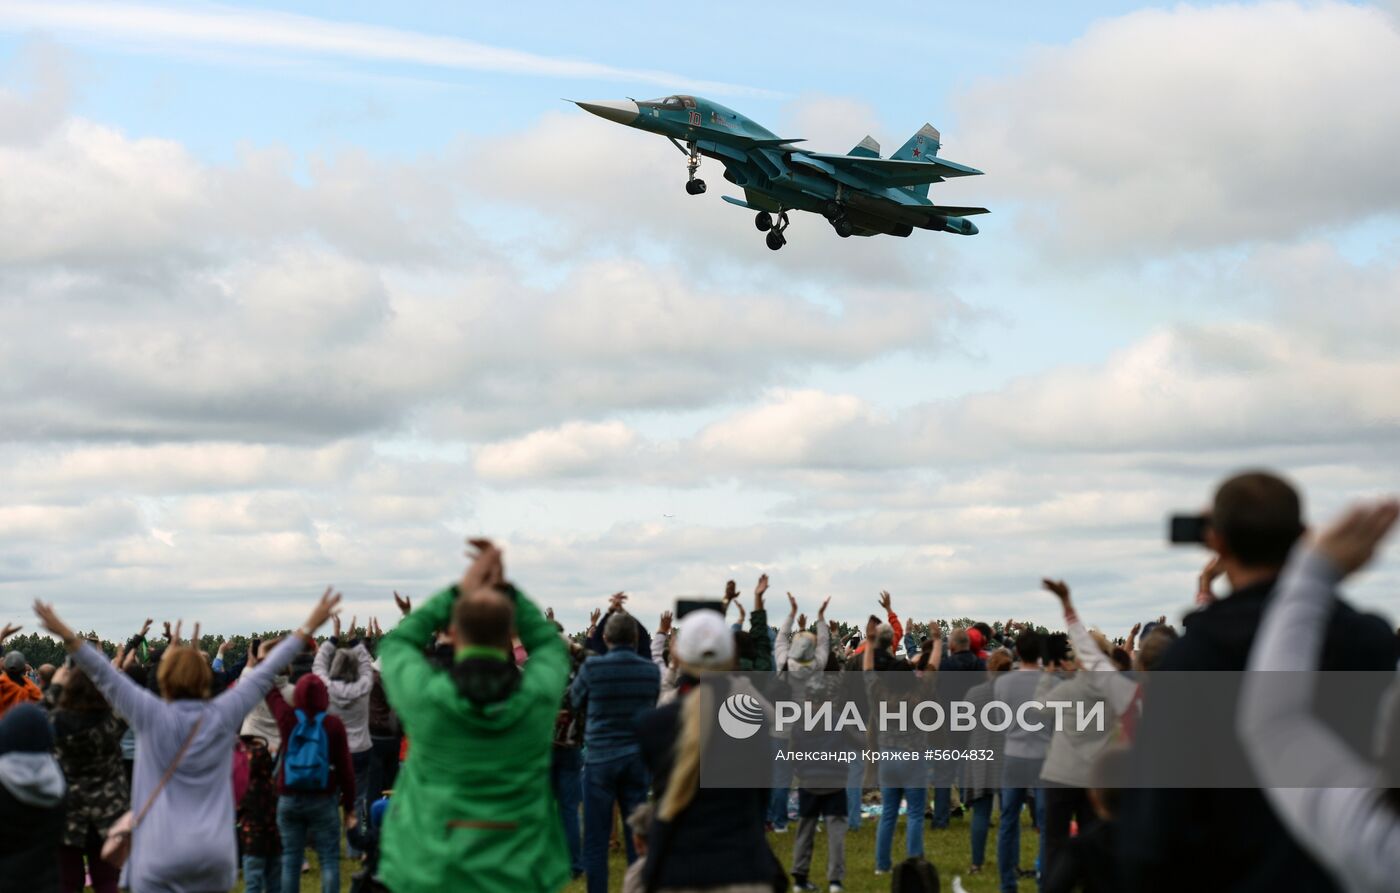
{"left": 765, "top": 211, "right": 791, "bottom": 250}
{"left": 685, "top": 178, "right": 707, "bottom": 195}
{"left": 832, "top": 216, "right": 853, "bottom": 238}
{"left": 754, "top": 211, "right": 773, "bottom": 231}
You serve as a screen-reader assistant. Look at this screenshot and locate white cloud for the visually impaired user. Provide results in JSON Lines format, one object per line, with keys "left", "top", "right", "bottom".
{"left": 957, "top": 1, "right": 1400, "bottom": 259}
{"left": 475, "top": 421, "right": 639, "bottom": 481}
{"left": 0, "top": 1, "right": 776, "bottom": 97}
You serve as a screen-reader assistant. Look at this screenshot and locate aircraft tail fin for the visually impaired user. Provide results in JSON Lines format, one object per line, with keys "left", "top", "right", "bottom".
{"left": 891, "top": 124, "right": 942, "bottom": 197}
{"left": 847, "top": 135, "right": 881, "bottom": 158}
{"left": 892, "top": 124, "right": 941, "bottom": 160}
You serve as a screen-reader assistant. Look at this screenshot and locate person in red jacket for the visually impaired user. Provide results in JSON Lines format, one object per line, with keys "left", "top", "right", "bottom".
{"left": 266, "top": 672, "right": 355, "bottom": 893}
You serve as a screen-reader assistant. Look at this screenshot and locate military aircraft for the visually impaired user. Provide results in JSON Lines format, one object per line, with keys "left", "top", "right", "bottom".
{"left": 572, "top": 95, "right": 988, "bottom": 250}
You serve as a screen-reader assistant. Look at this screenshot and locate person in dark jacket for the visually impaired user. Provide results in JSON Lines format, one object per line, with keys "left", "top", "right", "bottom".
{"left": 267, "top": 672, "right": 357, "bottom": 893}
{"left": 637, "top": 609, "right": 783, "bottom": 893}
{"left": 1119, "top": 471, "right": 1400, "bottom": 893}
{"left": 931, "top": 627, "right": 985, "bottom": 829}
{"left": 572, "top": 610, "right": 661, "bottom": 893}
{"left": 0, "top": 703, "right": 66, "bottom": 893}
{"left": 47, "top": 664, "right": 128, "bottom": 893}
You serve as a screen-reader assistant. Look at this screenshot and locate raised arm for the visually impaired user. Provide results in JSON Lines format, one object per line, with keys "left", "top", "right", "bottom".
{"left": 1239, "top": 502, "right": 1400, "bottom": 892}
{"left": 216, "top": 587, "right": 339, "bottom": 727}
{"left": 774, "top": 593, "right": 796, "bottom": 671}
{"left": 380, "top": 585, "right": 455, "bottom": 719}
{"left": 34, "top": 601, "right": 162, "bottom": 731}
{"left": 814, "top": 597, "right": 831, "bottom": 666}
{"left": 216, "top": 635, "right": 306, "bottom": 729}
{"left": 515, "top": 587, "right": 568, "bottom": 703}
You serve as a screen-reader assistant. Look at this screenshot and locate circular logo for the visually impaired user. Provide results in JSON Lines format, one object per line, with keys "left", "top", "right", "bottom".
{"left": 717, "top": 692, "right": 765, "bottom": 739}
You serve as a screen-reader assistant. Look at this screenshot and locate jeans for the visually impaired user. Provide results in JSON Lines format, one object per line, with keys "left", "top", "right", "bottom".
{"left": 931, "top": 756, "right": 963, "bottom": 828}
{"left": 583, "top": 754, "right": 649, "bottom": 893}
{"left": 968, "top": 793, "right": 994, "bottom": 868}
{"left": 553, "top": 747, "right": 584, "bottom": 876}
{"left": 242, "top": 854, "right": 283, "bottom": 893}
{"left": 768, "top": 736, "right": 795, "bottom": 827}
{"left": 845, "top": 753, "right": 864, "bottom": 830}
{"left": 875, "top": 785, "right": 928, "bottom": 871}
{"left": 348, "top": 748, "right": 373, "bottom": 857}
{"left": 998, "top": 782, "right": 1046, "bottom": 893}
{"left": 278, "top": 793, "right": 342, "bottom": 893}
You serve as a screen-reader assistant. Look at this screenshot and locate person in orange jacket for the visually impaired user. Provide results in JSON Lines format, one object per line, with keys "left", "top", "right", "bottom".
{"left": 0, "top": 624, "right": 43, "bottom": 718}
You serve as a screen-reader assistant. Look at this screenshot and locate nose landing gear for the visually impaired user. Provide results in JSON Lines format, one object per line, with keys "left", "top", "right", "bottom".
{"left": 683, "top": 142, "right": 705, "bottom": 195}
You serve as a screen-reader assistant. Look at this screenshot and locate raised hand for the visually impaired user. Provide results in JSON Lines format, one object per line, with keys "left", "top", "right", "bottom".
{"left": 589, "top": 607, "right": 601, "bottom": 627}
{"left": 1315, "top": 499, "right": 1400, "bottom": 577}
{"left": 736, "top": 602, "right": 746, "bottom": 624}
{"left": 545, "top": 607, "right": 555, "bottom": 622}
{"left": 0, "top": 622, "right": 20, "bottom": 642}
{"left": 786, "top": 591, "right": 798, "bottom": 620}
{"left": 191, "top": 623, "right": 201, "bottom": 647}
{"left": 1042, "top": 579, "right": 1072, "bottom": 606}
{"left": 797, "top": 612, "right": 807, "bottom": 631}
{"left": 217, "top": 639, "right": 230, "bottom": 655}
{"left": 162, "top": 621, "right": 173, "bottom": 641}
{"left": 878, "top": 590, "right": 892, "bottom": 612}
{"left": 138, "top": 618, "right": 153, "bottom": 638}
{"left": 754, "top": 573, "right": 769, "bottom": 598}
{"left": 817, "top": 596, "right": 831, "bottom": 620}
{"left": 393, "top": 591, "right": 412, "bottom": 617}
{"left": 332, "top": 613, "right": 343, "bottom": 642}
{"left": 461, "top": 539, "right": 505, "bottom": 594}
{"left": 658, "top": 610, "right": 673, "bottom": 635}
{"left": 302, "top": 587, "right": 343, "bottom": 636}
{"left": 1130, "top": 622, "right": 1142, "bottom": 637}
{"left": 1197, "top": 555, "right": 1225, "bottom": 606}
{"left": 32, "top": 601, "right": 78, "bottom": 649}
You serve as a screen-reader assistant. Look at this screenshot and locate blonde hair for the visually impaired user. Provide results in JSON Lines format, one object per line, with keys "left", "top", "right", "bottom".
{"left": 658, "top": 679, "right": 715, "bottom": 821}
{"left": 157, "top": 645, "right": 213, "bottom": 701}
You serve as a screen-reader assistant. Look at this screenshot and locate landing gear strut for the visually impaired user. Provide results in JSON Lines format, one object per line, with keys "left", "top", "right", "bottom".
{"left": 684, "top": 142, "right": 706, "bottom": 195}
{"left": 765, "top": 211, "right": 790, "bottom": 250}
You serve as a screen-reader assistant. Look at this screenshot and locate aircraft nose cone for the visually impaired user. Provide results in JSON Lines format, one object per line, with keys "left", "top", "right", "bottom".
{"left": 575, "top": 99, "right": 640, "bottom": 125}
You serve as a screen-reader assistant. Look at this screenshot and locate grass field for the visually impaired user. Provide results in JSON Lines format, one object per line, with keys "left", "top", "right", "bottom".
{"left": 234, "top": 808, "right": 1041, "bottom": 893}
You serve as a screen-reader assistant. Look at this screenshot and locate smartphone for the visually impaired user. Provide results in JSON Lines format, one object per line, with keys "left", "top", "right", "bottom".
{"left": 675, "top": 598, "right": 725, "bottom": 619}
{"left": 1169, "top": 514, "right": 1210, "bottom": 544}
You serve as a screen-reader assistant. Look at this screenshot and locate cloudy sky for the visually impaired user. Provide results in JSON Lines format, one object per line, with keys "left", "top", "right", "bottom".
{"left": 3, "top": 0, "right": 1399, "bottom": 639}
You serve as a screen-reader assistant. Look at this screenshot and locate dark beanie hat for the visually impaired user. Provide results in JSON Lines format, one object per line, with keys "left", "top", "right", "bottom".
{"left": 0, "top": 703, "right": 54, "bottom": 754}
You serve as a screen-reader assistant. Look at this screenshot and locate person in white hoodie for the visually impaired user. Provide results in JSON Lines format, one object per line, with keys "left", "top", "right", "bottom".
{"left": 767, "top": 594, "right": 831, "bottom": 831}
{"left": 0, "top": 702, "right": 67, "bottom": 893}
{"left": 313, "top": 616, "right": 375, "bottom": 855}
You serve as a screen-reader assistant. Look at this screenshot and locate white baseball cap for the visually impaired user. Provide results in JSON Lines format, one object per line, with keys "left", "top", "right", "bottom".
{"left": 672, "top": 609, "right": 735, "bottom": 670}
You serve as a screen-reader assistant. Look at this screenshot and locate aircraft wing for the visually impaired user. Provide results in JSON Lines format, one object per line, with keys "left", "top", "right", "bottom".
{"left": 796, "top": 152, "right": 983, "bottom": 187}
{"left": 923, "top": 204, "right": 990, "bottom": 217}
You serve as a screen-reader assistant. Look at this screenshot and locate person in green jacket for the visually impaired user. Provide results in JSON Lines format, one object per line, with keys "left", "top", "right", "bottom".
{"left": 378, "top": 540, "right": 570, "bottom": 893}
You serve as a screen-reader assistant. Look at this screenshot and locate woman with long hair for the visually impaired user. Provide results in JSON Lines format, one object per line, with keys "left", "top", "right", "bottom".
{"left": 32, "top": 589, "right": 340, "bottom": 893}
{"left": 636, "top": 608, "right": 784, "bottom": 893}
{"left": 47, "top": 660, "right": 129, "bottom": 893}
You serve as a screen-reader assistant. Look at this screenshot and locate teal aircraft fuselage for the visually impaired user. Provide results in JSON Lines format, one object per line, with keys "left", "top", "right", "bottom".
{"left": 573, "top": 95, "right": 988, "bottom": 250}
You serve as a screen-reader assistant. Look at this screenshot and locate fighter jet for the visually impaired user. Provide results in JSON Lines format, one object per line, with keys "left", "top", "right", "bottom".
{"left": 572, "top": 95, "right": 988, "bottom": 250}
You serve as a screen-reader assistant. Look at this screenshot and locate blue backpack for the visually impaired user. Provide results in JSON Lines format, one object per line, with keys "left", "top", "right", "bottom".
{"left": 283, "top": 709, "right": 330, "bottom": 791}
